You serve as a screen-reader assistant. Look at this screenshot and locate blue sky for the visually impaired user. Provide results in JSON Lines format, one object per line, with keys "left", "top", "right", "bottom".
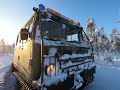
{"left": 0, "top": 0, "right": 120, "bottom": 44}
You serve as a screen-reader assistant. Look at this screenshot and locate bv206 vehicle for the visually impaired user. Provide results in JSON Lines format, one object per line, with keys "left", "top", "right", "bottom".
{"left": 12, "top": 4, "right": 96, "bottom": 90}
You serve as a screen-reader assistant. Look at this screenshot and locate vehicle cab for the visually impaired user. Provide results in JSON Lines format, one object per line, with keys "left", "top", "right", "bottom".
{"left": 12, "top": 4, "right": 96, "bottom": 90}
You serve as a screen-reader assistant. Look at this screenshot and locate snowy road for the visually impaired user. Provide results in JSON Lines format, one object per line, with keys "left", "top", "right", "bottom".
{"left": 0, "top": 55, "right": 16, "bottom": 90}
{"left": 0, "top": 55, "right": 120, "bottom": 90}
{"left": 85, "top": 61, "right": 120, "bottom": 90}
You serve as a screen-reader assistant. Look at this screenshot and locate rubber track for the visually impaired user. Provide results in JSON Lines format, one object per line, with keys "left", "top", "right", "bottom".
{"left": 13, "top": 72, "right": 36, "bottom": 90}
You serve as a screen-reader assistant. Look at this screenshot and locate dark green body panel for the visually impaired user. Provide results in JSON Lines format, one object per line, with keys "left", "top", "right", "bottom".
{"left": 31, "top": 43, "right": 41, "bottom": 80}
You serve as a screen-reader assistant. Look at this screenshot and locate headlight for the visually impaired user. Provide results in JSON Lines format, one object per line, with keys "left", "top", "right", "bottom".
{"left": 48, "top": 64, "right": 55, "bottom": 72}
{"left": 47, "top": 64, "right": 56, "bottom": 75}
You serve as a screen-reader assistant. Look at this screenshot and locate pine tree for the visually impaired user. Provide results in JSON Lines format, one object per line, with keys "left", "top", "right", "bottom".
{"left": 0, "top": 38, "right": 6, "bottom": 55}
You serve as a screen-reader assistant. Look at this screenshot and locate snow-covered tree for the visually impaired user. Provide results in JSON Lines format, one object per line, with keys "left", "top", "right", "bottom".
{"left": 86, "top": 19, "right": 110, "bottom": 52}
{"left": 110, "top": 28, "right": 120, "bottom": 52}
{"left": 0, "top": 38, "right": 6, "bottom": 55}
{"left": 0, "top": 38, "right": 15, "bottom": 55}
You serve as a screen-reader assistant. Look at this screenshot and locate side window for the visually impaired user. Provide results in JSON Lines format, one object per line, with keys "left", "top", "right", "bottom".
{"left": 16, "top": 35, "right": 19, "bottom": 46}
{"left": 23, "top": 23, "right": 31, "bottom": 42}
{"left": 29, "top": 22, "right": 33, "bottom": 33}
{"left": 28, "top": 22, "right": 33, "bottom": 39}
{"left": 23, "top": 17, "right": 34, "bottom": 42}
{"left": 35, "top": 25, "right": 41, "bottom": 44}
{"left": 26, "top": 25, "right": 29, "bottom": 29}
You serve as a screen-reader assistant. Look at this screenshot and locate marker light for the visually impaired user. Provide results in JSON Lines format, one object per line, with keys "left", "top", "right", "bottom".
{"left": 72, "top": 20, "right": 78, "bottom": 25}
{"left": 77, "top": 22, "right": 80, "bottom": 26}
{"left": 47, "top": 8, "right": 60, "bottom": 16}
{"left": 39, "top": 4, "right": 45, "bottom": 10}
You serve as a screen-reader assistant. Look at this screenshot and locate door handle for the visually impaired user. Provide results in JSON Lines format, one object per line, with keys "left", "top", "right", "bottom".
{"left": 28, "top": 58, "right": 32, "bottom": 70}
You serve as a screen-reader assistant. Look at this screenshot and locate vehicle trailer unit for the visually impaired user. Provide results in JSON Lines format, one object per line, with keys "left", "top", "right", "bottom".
{"left": 12, "top": 4, "right": 96, "bottom": 90}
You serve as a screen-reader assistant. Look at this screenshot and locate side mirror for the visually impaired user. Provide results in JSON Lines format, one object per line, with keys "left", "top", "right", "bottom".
{"left": 20, "top": 28, "right": 29, "bottom": 40}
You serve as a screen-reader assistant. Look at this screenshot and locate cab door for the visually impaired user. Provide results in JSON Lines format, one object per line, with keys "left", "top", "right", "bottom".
{"left": 20, "top": 21, "right": 34, "bottom": 78}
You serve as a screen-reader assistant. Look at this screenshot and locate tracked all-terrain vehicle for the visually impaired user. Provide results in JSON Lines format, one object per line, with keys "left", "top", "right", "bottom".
{"left": 12, "top": 4, "right": 96, "bottom": 90}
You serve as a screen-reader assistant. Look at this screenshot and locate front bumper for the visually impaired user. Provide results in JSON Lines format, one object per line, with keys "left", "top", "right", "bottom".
{"left": 42, "top": 66, "right": 96, "bottom": 90}
{"left": 80, "top": 66, "right": 96, "bottom": 78}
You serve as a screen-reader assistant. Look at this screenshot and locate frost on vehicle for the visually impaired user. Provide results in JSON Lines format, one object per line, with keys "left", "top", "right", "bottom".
{"left": 12, "top": 4, "right": 96, "bottom": 90}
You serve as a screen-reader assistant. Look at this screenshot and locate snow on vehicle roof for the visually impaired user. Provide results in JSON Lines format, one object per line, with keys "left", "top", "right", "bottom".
{"left": 46, "top": 8, "right": 80, "bottom": 27}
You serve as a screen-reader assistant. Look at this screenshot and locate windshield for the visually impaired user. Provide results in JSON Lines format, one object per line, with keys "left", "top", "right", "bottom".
{"left": 67, "top": 26, "right": 78, "bottom": 42}
{"left": 41, "top": 18, "right": 79, "bottom": 42}
{"left": 41, "top": 18, "right": 66, "bottom": 40}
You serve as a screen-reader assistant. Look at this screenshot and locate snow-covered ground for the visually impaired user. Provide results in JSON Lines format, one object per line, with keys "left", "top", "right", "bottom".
{"left": 0, "top": 52, "right": 120, "bottom": 90}
{"left": 85, "top": 61, "right": 120, "bottom": 90}
{"left": 0, "top": 55, "right": 16, "bottom": 90}
{"left": 85, "top": 52, "right": 120, "bottom": 90}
